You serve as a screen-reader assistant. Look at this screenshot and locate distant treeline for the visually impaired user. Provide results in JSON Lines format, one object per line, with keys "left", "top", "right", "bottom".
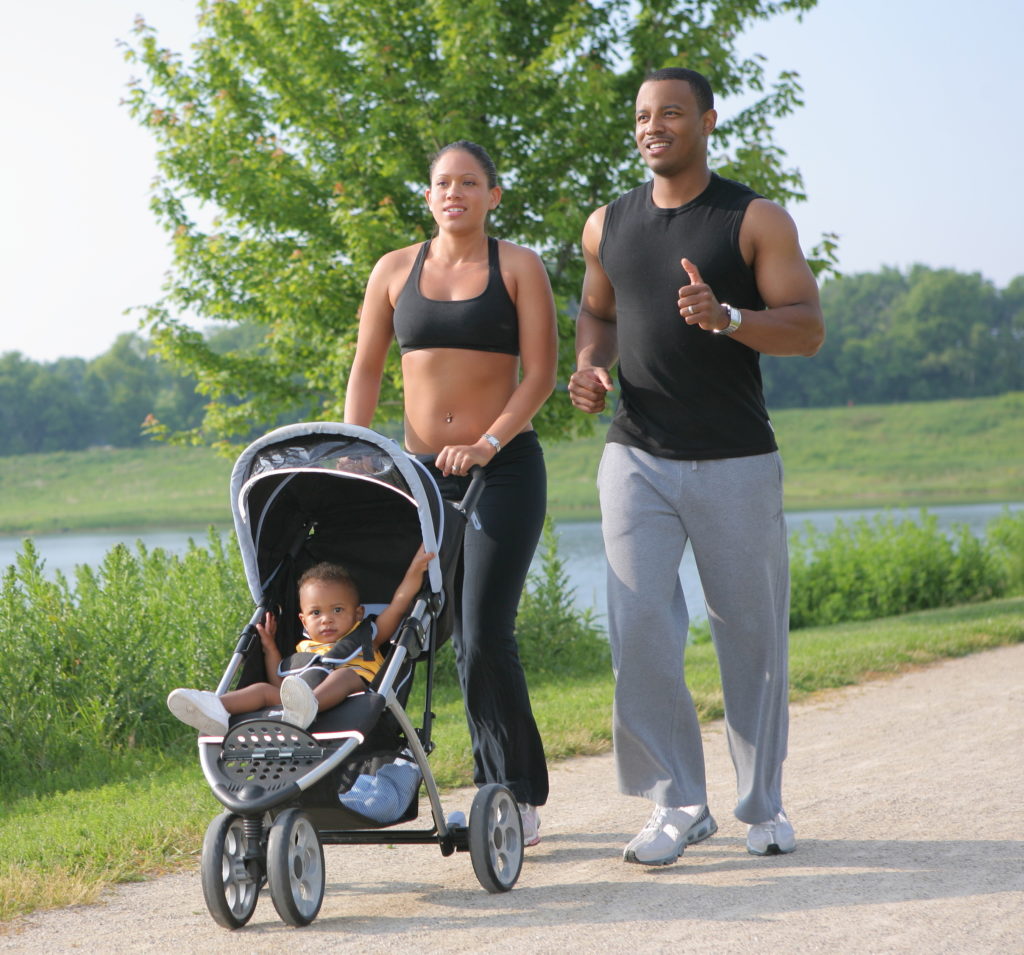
{"left": 764, "top": 265, "right": 1024, "bottom": 407}
{"left": 3, "top": 265, "right": 1023, "bottom": 454}
{"left": 0, "top": 333, "right": 206, "bottom": 454}
{"left": 0, "top": 323, "right": 263, "bottom": 455}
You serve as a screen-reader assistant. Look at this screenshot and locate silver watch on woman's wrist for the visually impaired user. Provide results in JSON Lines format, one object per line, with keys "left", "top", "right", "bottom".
{"left": 482, "top": 433, "right": 501, "bottom": 454}
{"left": 715, "top": 304, "right": 742, "bottom": 335}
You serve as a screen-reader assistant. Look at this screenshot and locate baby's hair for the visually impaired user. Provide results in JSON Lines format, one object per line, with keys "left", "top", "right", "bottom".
{"left": 297, "top": 562, "right": 359, "bottom": 600}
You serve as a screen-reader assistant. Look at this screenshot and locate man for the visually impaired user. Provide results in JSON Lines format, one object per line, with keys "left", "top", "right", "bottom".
{"left": 569, "top": 67, "right": 824, "bottom": 866}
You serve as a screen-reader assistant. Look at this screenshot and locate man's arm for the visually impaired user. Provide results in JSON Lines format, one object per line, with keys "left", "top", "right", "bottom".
{"left": 569, "top": 206, "right": 619, "bottom": 414}
{"left": 676, "top": 199, "right": 824, "bottom": 357}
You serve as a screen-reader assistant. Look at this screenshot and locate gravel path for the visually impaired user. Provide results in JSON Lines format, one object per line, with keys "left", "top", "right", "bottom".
{"left": 3, "top": 644, "right": 1023, "bottom": 953}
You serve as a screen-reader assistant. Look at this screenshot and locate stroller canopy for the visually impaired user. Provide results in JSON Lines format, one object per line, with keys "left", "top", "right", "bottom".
{"left": 230, "top": 423, "right": 445, "bottom": 606}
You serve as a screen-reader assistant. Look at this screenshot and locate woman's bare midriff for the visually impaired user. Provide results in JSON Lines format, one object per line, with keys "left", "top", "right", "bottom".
{"left": 401, "top": 348, "right": 524, "bottom": 453}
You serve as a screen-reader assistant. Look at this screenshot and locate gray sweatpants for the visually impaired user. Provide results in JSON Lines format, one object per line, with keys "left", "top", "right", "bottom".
{"left": 597, "top": 442, "right": 790, "bottom": 824}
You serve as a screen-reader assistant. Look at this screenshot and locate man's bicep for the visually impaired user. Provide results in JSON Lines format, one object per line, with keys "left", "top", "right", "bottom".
{"left": 748, "top": 202, "right": 819, "bottom": 309}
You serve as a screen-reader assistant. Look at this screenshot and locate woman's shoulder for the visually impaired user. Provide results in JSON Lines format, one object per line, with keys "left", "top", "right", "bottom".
{"left": 494, "top": 238, "right": 545, "bottom": 273}
{"left": 373, "top": 241, "right": 424, "bottom": 274}
{"left": 366, "top": 242, "right": 426, "bottom": 297}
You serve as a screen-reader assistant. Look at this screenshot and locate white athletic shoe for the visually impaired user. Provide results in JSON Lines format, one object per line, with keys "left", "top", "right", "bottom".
{"left": 280, "top": 675, "right": 319, "bottom": 730}
{"left": 623, "top": 804, "right": 718, "bottom": 866}
{"left": 166, "top": 688, "right": 229, "bottom": 736}
{"left": 518, "top": 804, "right": 541, "bottom": 847}
{"left": 746, "top": 810, "right": 796, "bottom": 855}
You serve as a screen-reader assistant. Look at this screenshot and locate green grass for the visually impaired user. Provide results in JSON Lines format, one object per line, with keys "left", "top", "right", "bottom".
{"left": 1, "top": 393, "right": 1022, "bottom": 534}
{"left": 2, "top": 596, "right": 1021, "bottom": 922}
{"left": 0, "top": 446, "right": 234, "bottom": 534}
{"left": 546, "top": 392, "right": 1024, "bottom": 520}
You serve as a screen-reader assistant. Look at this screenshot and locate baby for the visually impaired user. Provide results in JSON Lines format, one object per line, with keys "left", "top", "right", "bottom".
{"left": 167, "top": 546, "right": 433, "bottom": 735}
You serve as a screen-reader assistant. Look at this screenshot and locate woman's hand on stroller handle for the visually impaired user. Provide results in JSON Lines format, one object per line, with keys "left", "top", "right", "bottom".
{"left": 434, "top": 437, "right": 497, "bottom": 478}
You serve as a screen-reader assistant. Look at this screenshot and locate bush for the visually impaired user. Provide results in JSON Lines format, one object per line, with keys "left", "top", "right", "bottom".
{"left": 515, "top": 517, "right": 611, "bottom": 679}
{"left": 0, "top": 532, "right": 248, "bottom": 799}
{"left": 987, "top": 509, "right": 1024, "bottom": 594}
{"left": 789, "top": 511, "right": 1006, "bottom": 629}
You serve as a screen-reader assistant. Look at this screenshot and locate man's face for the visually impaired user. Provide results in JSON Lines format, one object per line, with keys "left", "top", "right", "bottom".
{"left": 634, "top": 79, "right": 715, "bottom": 175}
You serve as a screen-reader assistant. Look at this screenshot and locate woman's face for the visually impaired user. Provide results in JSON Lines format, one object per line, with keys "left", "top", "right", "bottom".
{"left": 425, "top": 149, "right": 501, "bottom": 231}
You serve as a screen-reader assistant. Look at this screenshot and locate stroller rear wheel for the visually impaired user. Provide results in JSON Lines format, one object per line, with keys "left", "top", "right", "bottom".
{"left": 201, "top": 812, "right": 263, "bottom": 929}
{"left": 468, "top": 784, "right": 523, "bottom": 893}
{"left": 267, "top": 808, "right": 326, "bottom": 926}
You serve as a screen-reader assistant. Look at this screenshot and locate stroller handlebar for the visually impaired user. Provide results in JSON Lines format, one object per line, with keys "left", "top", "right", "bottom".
{"left": 451, "top": 465, "right": 486, "bottom": 519}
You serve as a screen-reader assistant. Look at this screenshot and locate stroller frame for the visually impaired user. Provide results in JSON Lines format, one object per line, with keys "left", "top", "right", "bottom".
{"left": 191, "top": 423, "right": 524, "bottom": 929}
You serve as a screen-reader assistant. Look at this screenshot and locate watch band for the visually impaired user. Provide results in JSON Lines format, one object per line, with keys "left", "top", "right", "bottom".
{"left": 482, "top": 433, "right": 502, "bottom": 454}
{"left": 714, "top": 304, "right": 742, "bottom": 335}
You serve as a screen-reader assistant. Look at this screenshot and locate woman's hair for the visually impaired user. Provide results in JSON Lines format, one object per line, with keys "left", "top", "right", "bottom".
{"left": 644, "top": 67, "right": 714, "bottom": 114}
{"left": 429, "top": 140, "right": 498, "bottom": 188}
{"left": 297, "top": 562, "right": 359, "bottom": 600}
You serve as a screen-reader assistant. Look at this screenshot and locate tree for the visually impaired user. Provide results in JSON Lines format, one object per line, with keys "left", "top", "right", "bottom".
{"left": 761, "top": 265, "right": 1024, "bottom": 409}
{"left": 123, "top": 0, "right": 824, "bottom": 448}
{"left": 0, "top": 336, "right": 208, "bottom": 456}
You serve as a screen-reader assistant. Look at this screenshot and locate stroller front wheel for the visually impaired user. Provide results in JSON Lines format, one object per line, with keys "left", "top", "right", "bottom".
{"left": 201, "top": 812, "right": 263, "bottom": 929}
{"left": 266, "top": 808, "right": 325, "bottom": 926}
{"left": 468, "top": 784, "right": 523, "bottom": 893}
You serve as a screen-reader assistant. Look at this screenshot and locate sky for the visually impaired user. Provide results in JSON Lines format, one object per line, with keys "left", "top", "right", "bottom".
{"left": 2, "top": 0, "right": 1022, "bottom": 363}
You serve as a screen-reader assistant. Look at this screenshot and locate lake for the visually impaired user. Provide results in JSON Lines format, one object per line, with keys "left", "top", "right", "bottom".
{"left": 2, "top": 502, "right": 1019, "bottom": 624}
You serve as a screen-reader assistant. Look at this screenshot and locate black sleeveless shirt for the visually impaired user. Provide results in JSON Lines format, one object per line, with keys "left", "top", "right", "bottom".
{"left": 393, "top": 237, "right": 519, "bottom": 356}
{"left": 599, "top": 174, "right": 777, "bottom": 459}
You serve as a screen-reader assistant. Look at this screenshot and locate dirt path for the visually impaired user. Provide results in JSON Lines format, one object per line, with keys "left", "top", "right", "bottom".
{"left": 3, "top": 644, "right": 1023, "bottom": 953}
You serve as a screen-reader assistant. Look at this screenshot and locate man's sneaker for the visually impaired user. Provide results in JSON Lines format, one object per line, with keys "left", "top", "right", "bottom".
{"left": 746, "top": 810, "right": 796, "bottom": 855}
{"left": 518, "top": 804, "right": 541, "bottom": 847}
{"left": 280, "top": 675, "right": 319, "bottom": 730}
{"left": 166, "top": 688, "right": 229, "bottom": 736}
{"left": 623, "top": 804, "right": 718, "bottom": 866}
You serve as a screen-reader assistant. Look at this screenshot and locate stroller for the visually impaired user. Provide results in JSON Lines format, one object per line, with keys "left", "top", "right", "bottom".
{"left": 193, "top": 422, "right": 524, "bottom": 929}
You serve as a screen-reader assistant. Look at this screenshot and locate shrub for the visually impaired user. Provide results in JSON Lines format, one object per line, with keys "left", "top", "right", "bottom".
{"left": 789, "top": 511, "right": 1006, "bottom": 629}
{"left": 987, "top": 509, "right": 1024, "bottom": 594}
{"left": 514, "top": 517, "right": 610, "bottom": 679}
{"left": 0, "top": 532, "right": 248, "bottom": 799}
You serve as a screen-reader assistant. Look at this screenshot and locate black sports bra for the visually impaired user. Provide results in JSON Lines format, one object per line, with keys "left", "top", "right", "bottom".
{"left": 392, "top": 237, "right": 520, "bottom": 356}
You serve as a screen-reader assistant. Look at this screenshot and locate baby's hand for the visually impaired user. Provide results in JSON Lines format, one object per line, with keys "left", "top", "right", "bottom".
{"left": 410, "top": 544, "right": 436, "bottom": 574}
{"left": 256, "top": 609, "right": 278, "bottom": 649}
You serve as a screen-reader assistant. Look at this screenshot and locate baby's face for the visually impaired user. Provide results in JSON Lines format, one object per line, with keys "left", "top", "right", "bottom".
{"left": 297, "top": 579, "right": 363, "bottom": 642}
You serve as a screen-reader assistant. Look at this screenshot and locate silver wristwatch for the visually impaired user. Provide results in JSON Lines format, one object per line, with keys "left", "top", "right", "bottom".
{"left": 715, "top": 304, "right": 742, "bottom": 335}
{"left": 482, "top": 433, "right": 502, "bottom": 454}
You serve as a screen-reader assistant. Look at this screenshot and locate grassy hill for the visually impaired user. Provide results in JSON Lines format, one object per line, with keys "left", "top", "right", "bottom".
{"left": 1, "top": 393, "right": 1022, "bottom": 534}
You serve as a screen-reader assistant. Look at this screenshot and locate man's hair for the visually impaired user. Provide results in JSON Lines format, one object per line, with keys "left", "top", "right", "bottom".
{"left": 297, "top": 562, "right": 359, "bottom": 599}
{"left": 429, "top": 139, "right": 499, "bottom": 189}
{"left": 643, "top": 68, "right": 714, "bottom": 114}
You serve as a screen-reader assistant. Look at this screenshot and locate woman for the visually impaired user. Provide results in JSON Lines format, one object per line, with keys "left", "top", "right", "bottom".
{"left": 344, "top": 140, "right": 557, "bottom": 845}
